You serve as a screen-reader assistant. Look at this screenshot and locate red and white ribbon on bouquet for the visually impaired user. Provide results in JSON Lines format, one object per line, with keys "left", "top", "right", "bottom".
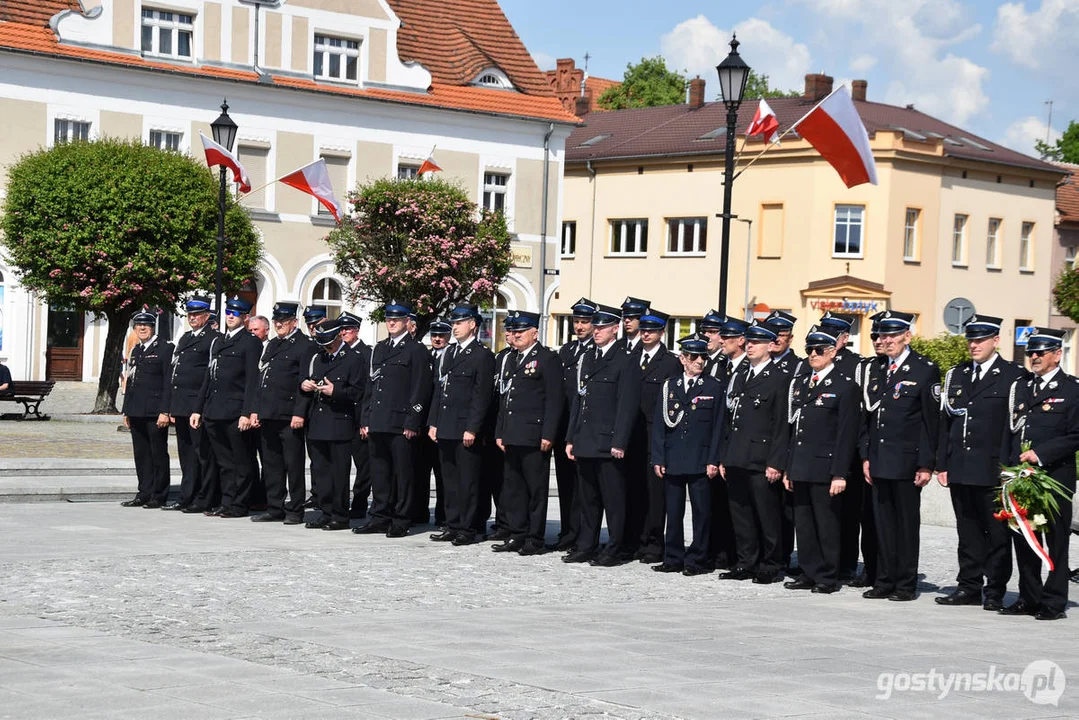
{"left": 1000, "top": 473, "right": 1054, "bottom": 571}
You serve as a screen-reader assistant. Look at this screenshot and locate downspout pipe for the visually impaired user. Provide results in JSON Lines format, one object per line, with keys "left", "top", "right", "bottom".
{"left": 539, "top": 122, "right": 554, "bottom": 344}
{"left": 586, "top": 159, "right": 597, "bottom": 301}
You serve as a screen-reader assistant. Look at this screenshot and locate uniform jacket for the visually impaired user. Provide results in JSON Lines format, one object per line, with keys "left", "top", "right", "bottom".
{"left": 348, "top": 339, "right": 371, "bottom": 426}
{"left": 169, "top": 328, "right": 219, "bottom": 417}
{"left": 122, "top": 337, "right": 174, "bottom": 417}
{"left": 786, "top": 369, "right": 859, "bottom": 483}
{"left": 495, "top": 343, "right": 564, "bottom": 446}
{"left": 721, "top": 360, "right": 790, "bottom": 472}
{"left": 651, "top": 374, "right": 725, "bottom": 475}
{"left": 861, "top": 349, "right": 941, "bottom": 480}
{"left": 196, "top": 329, "right": 262, "bottom": 420}
{"left": 833, "top": 347, "right": 863, "bottom": 380}
{"left": 253, "top": 331, "right": 318, "bottom": 421}
{"left": 361, "top": 333, "right": 432, "bottom": 433}
{"left": 938, "top": 355, "right": 1025, "bottom": 485}
{"left": 304, "top": 346, "right": 364, "bottom": 442}
{"left": 567, "top": 340, "right": 643, "bottom": 457}
{"left": 1007, "top": 370, "right": 1079, "bottom": 491}
{"left": 705, "top": 351, "right": 727, "bottom": 381}
{"left": 428, "top": 340, "right": 496, "bottom": 439}
{"left": 639, "top": 345, "right": 683, "bottom": 431}
{"left": 772, "top": 349, "right": 807, "bottom": 378}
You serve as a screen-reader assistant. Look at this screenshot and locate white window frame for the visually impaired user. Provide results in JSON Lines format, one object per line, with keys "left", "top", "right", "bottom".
{"left": 397, "top": 164, "right": 419, "bottom": 180}
{"left": 149, "top": 129, "right": 182, "bottom": 152}
{"left": 832, "top": 204, "right": 864, "bottom": 259}
{"left": 313, "top": 34, "right": 361, "bottom": 84}
{"left": 54, "top": 118, "right": 90, "bottom": 144}
{"left": 666, "top": 217, "right": 707, "bottom": 256}
{"left": 141, "top": 8, "right": 194, "bottom": 60}
{"left": 1065, "top": 245, "right": 1077, "bottom": 271}
{"left": 310, "top": 276, "right": 344, "bottom": 320}
{"left": 986, "top": 217, "right": 1001, "bottom": 269}
{"left": 902, "top": 208, "right": 919, "bottom": 262}
{"left": 1019, "top": 221, "right": 1035, "bottom": 272}
{"left": 482, "top": 172, "right": 509, "bottom": 213}
{"left": 609, "top": 219, "right": 648, "bottom": 256}
{"left": 561, "top": 221, "right": 577, "bottom": 258}
{"left": 952, "top": 214, "right": 968, "bottom": 267}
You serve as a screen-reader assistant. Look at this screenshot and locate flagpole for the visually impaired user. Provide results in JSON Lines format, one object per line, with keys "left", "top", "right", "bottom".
{"left": 235, "top": 157, "right": 325, "bottom": 203}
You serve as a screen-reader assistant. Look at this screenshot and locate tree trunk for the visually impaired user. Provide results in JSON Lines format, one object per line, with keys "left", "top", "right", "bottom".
{"left": 92, "top": 309, "right": 126, "bottom": 414}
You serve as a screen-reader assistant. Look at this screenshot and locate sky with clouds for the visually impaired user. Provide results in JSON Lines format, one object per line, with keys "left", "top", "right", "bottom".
{"left": 501, "top": 0, "right": 1079, "bottom": 157}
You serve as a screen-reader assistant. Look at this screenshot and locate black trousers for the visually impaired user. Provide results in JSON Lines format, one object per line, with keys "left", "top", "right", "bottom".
{"left": 553, "top": 440, "right": 580, "bottom": 544}
{"left": 664, "top": 473, "right": 711, "bottom": 569}
{"left": 368, "top": 432, "right": 415, "bottom": 532}
{"left": 174, "top": 416, "right": 208, "bottom": 506}
{"left": 129, "top": 415, "right": 170, "bottom": 503}
{"left": 259, "top": 419, "right": 307, "bottom": 520}
{"left": 1013, "top": 495, "right": 1073, "bottom": 614}
{"left": 622, "top": 426, "right": 649, "bottom": 553}
{"left": 576, "top": 456, "right": 626, "bottom": 555}
{"left": 950, "top": 483, "right": 1011, "bottom": 600}
{"left": 193, "top": 431, "right": 221, "bottom": 510}
{"left": 439, "top": 439, "right": 484, "bottom": 534}
{"left": 205, "top": 418, "right": 257, "bottom": 515}
{"left": 872, "top": 476, "right": 922, "bottom": 594}
{"left": 410, "top": 434, "right": 439, "bottom": 523}
{"left": 726, "top": 466, "right": 784, "bottom": 574}
{"left": 708, "top": 472, "right": 739, "bottom": 568}
{"left": 349, "top": 433, "right": 371, "bottom": 519}
{"left": 793, "top": 482, "right": 842, "bottom": 586}
{"left": 478, "top": 439, "right": 505, "bottom": 534}
{"left": 840, "top": 469, "right": 878, "bottom": 581}
{"left": 503, "top": 445, "right": 552, "bottom": 544}
{"left": 639, "top": 445, "right": 666, "bottom": 558}
{"left": 309, "top": 438, "right": 352, "bottom": 523}
{"left": 781, "top": 488, "right": 796, "bottom": 567}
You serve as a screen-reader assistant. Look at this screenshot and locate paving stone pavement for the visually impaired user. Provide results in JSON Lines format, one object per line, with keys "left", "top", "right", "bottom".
{"left": 1, "top": 501, "right": 1078, "bottom": 719}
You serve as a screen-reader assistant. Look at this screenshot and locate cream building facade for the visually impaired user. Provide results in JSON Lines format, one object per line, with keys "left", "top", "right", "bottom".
{"left": 0, "top": 0, "right": 575, "bottom": 382}
{"left": 554, "top": 75, "right": 1064, "bottom": 362}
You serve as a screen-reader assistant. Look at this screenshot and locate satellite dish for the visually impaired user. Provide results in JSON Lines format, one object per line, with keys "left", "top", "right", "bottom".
{"left": 943, "top": 297, "right": 975, "bottom": 334}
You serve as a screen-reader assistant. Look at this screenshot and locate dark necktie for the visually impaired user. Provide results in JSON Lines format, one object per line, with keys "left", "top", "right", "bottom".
{"left": 971, "top": 364, "right": 981, "bottom": 388}
{"left": 1034, "top": 377, "right": 1044, "bottom": 398}
{"left": 640, "top": 353, "right": 650, "bottom": 372}
{"left": 512, "top": 351, "right": 522, "bottom": 371}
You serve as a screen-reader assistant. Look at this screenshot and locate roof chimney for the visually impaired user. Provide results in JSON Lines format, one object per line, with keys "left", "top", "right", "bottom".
{"left": 851, "top": 79, "right": 867, "bottom": 102}
{"left": 688, "top": 76, "right": 705, "bottom": 109}
{"left": 804, "top": 73, "right": 834, "bottom": 102}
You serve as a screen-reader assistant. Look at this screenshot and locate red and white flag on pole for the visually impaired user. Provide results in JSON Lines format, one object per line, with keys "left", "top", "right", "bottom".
{"left": 745, "top": 99, "right": 780, "bottom": 145}
{"left": 417, "top": 147, "right": 441, "bottom": 175}
{"left": 199, "top": 132, "right": 251, "bottom": 193}
{"left": 279, "top": 158, "right": 343, "bottom": 222}
{"left": 791, "top": 86, "right": 878, "bottom": 188}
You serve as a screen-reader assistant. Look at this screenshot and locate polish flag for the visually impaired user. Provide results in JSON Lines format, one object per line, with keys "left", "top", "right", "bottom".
{"left": 745, "top": 99, "right": 780, "bottom": 145}
{"left": 279, "top": 158, "right": 343, "bottom": 222}
{"left": 792, "top": 86, "right": 878, "bottom": 188}
{"left": 199, "top": 132, "right": 251, "bottom": 193}
{"left": 417, "top": 148, "right": 442, "bottom": 175}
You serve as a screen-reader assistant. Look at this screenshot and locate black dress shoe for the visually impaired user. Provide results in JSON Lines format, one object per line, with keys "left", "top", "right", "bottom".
{"left": 322, "top": 521, "right": 350, "bottom": 531}
{"left": 652, "top": 562, "right": 684, "bottom": 573}
{"left": 983, "top": 599, "right": 1003, "bottom": 612}
{"left": 305, "top": 517, "right": 330, "bottom": 529}
{"left": 682, "top": 566, "right": 710, "bottom": 577}
{"left": 553, "top": 538, "right": 576, "bottom": 552}
{"left": 638, "top": 553, "right": 663, "bottom": 564}
{"left": 218, "top": 510, "right": 248, "bottom": 518}
{"left": 888, "top": 590, "right": 916, "bottom": 602}
{"left": 562, "top": 550, "right": 595, "bottom": 564}
{"left": 848, "top": 574, "right": 871, "bottom": 588}
{"left": 935, "top": 589, "right": 981, "bottom": 606}
{"left": 589, "top": 554, "right": 622, "bottom": 567}
{"left": 518, "top": 542, "right": 544, "bottom": 556}
{"left": 862, "top": 586, "right": 893, "bottom": 599}
{"left": 204, "top": 506, "right": 225, "bottom": 517}
{"left": 250, "top": 513, "right": 283, "bottom": 523}
{"left": 450, "top": 533, "right": 475, "bottom": 546}
{"left": 753, "top": 571, "right": 783, "bottom": 585}
{"left": 182, "top": 505, "right": 207, "bottom": 514}
{"left": 120, "top": 497, "right": 146, "bottom": 507}
{"left": 784, "top": 577, "right": 816, "bottom": 590}
{"left": 142, "top": 500, "right": 164, "bottom": 509}
{"left": 283, "top": 516, "right": 304, "bottom": 526}
{"left": 1000, "top": 599, "right": 1038, "bottom": 616}
{"left": 492, "top": 539, "right": 525, "bottom": 553}
{"left": 485, "top": 528, "right": 512, "bottom": 543}
{"left": 719, "top": 567, "right": 754, "bottom": 580}
{"left": 161, "top": 502, "right": 184, "bottom": 511}
{"left": 385, "top": 527, "right": 409, "bottom": 538}
{"left": 813, "top": 584, "right": 839, "bottom": 594}
{"left": 352, "top": 523, "right": 389, "bottom": 534}
{"left": 429, "top": 530, "right": 457, "bottom": 542}
{"left": 1035, "top": 608, "right": 1067, "bottom": 621}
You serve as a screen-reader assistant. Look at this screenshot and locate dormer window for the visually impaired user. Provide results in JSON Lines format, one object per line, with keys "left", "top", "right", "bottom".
{"left": 314, "top": 34, "right": 360, "bottom": 84}
{"left": 141, "top": 8, "right": 193, "bottom": 59}
{"left": 471, "top": 67, "right": 513, "bottom": 91}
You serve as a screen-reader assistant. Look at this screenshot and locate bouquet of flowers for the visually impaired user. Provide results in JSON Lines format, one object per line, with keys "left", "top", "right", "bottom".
{"left": 996, "top": 441, "right": 1073, "bottom": 570}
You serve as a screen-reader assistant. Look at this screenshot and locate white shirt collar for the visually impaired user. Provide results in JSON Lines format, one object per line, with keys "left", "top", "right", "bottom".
{"left": 709, "top": 349, "right": 724, "bottom": 362}
{"left": 810, "top": 364, "right": 834, "bottom": 382}
{"left": 227, "top": 327, "right": 243, "bottom": 338}
{"left": 683, "top": 373, "right": 699, "bottom": 389}
{"left": 389, "top": 332, "right": 407, "bottom": 346}
{"left": 642, "top": 344, "right": 661, "bottom": 361}
{"left": 518, "top": 341, "right": 537, "bottom": 358}
{"left": 750, "top": 357, "right": 771, "bottom": 377}
{"left": 141, "top": 335, "right": 157, "bottom": 349}
{"left": 596, "top": 339, "right": 616, "bottom": 357}
{"left": 728, "top": 352, "right": 746, "bottom": 369}
{"left": 1038, "top": 367, "right": 1061, "bottom": 385}
{"left": 888, "top": 347, "right": 910, "bottom": 369}
{"left": 627, "top": 335, "right": 640, "bottom": 350}
{"left": 282, "top": 328, "right": 298, "bottom": 341}
{"left": 457, "top": 336, "right": 475, "bottom": 352}
{"left": 975, "top": 354, "right": 998, "bottom": 375}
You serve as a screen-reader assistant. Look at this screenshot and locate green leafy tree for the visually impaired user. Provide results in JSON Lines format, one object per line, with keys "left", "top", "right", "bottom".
{"left": 326, "top": 177, "right": 512, "bottom": 338}
{"left": 742, "top": 70, "right": 800, "bottom": 100}
{"left": 0, "top": 138, "right": 261, "bottom": 413}
{"left": 910, "top": 333, "right": 971, "bottom": 380}
{"left": 1035, "top": 120, "right": 1079, "bottom": 163}
{"left": 1052, "top": 265, "right": 1079, "bottom": 322}
{"left": 597, "top": 56, "right": 686, "bottom": 110}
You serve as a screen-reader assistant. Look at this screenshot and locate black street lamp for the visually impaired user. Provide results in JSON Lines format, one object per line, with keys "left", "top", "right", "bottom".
{"left": 210, "top": 99, "right": 238, "bottom": 317}
{"left": 715, "top": 35, "right": 750, "bottom": 315}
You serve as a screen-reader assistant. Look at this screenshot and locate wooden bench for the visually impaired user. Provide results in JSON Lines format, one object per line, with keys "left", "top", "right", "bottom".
{"left": 0, "top": 380, "right": 57, "bottom": 420}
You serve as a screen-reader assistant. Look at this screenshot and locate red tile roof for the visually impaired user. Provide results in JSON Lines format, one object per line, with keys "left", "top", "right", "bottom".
{"left": 1057, "top": 163, "right": 1079, "bottom": 224}
{"left": 0, "top": 0, "right": 577, "bottom": 124}
{"left": 566, "top": 95, "right": 1060, "bottom": 174}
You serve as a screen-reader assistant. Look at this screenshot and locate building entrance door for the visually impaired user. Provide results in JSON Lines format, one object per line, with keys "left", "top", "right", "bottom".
{"left": 46, "top": 305, "right": 84, "bottom": 380}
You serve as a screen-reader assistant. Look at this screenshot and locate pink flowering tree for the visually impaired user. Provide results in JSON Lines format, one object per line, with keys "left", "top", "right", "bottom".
{"left": 0, "top": 138, "right": 261, "bottom": 412}
{"left": 327, "top": 177, "right": 512, "bottom": 338}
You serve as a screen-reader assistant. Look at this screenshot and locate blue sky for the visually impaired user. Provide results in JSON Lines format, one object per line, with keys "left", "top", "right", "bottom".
{"left": 500, "top": 0, "right": 1079, "bottom": 157}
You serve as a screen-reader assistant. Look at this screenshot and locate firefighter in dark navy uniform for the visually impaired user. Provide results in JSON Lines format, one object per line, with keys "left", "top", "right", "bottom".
{"left": 354, "top": 301, "right": 433, "bottom": 537}
{"left": 337, "top": 312, "right": 372, "bottom": 520}
{"left": 620, "top": 296, "right": 651, "bottom": 358}
{"left": 493, "top": 310, "right": 563, "bottom": 554}
{"left": 820, "top": 311, "right": 862, "bottom": 379}
{"left": 767, "top": 310, "right": 806, "bottom": 378}
{"left": 249, "top": 301, "right": 317, "bottom": 525}
{"left": 650, "top": 334, "right": 725, "bottom": 576}
{"left": 120, "top": 311, "right": 174, "bottom": 509}
{"left": 860, "top": 310, "right": 940, "bottom": 602}
{"left": 783, "top": 326, "right": 859, "bottom": 594}
{"left": 414, "top": 320, "right": 451, "bottom": 525}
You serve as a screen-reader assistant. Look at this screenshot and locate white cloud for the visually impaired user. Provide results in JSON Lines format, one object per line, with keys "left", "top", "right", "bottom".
{"left": 530, "top": 50, "right": 556, "bottom": 72}
{"left": 1001, "top": 115, "right": 1061, "bottom": 156}
{"left": 849, "top": 54, "right": 877, "bottom": 74}
{"left": 992, "top": 0, "right": 1079, "bottom": 71}
{"left": 659, "top": 15, "right": 811, "bottom": 96}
